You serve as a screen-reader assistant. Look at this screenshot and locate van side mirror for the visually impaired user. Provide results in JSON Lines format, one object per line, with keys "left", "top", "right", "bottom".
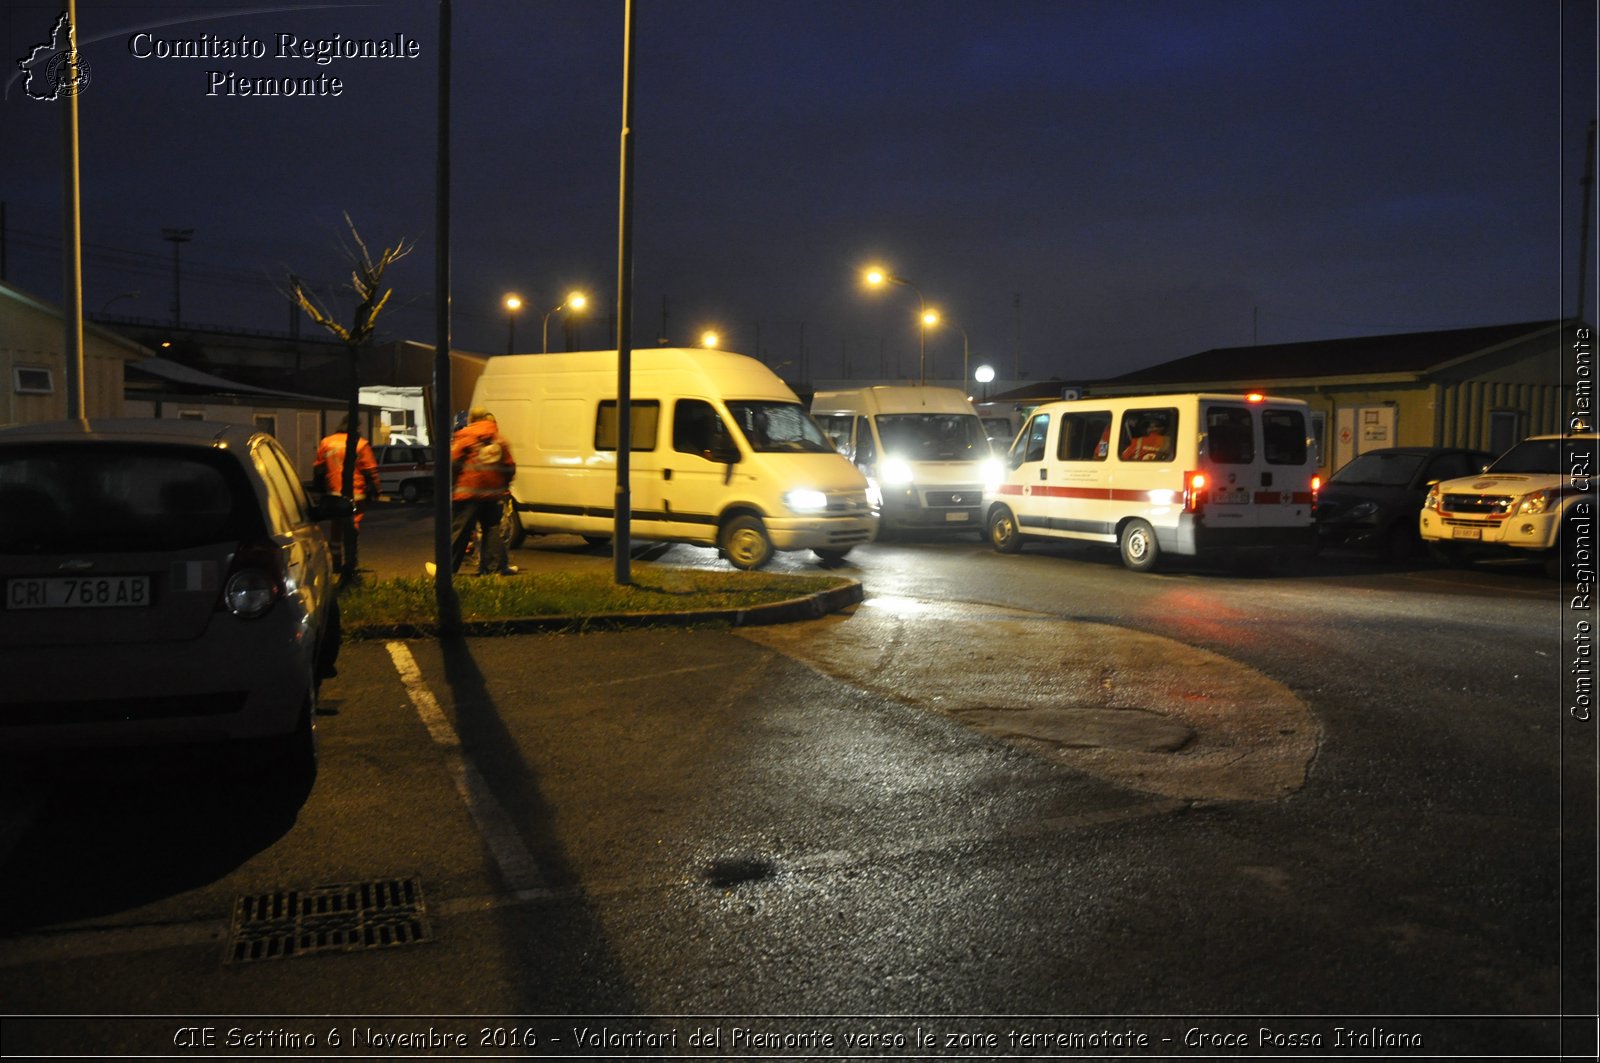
{"left": 706, "top": 442, "right": 740, "bottom": 466}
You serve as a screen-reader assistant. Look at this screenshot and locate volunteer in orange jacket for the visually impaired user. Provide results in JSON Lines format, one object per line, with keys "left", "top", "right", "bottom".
{"left": 439, "top": 407, "right": 519, "bottom": 576}
{"left": 314, "top": 419, "right": 380, "bottom": 570}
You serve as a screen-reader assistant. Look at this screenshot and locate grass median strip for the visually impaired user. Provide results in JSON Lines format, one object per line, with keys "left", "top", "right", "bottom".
{"left": 338, "top": 567, "right": 854, "bottom": 630}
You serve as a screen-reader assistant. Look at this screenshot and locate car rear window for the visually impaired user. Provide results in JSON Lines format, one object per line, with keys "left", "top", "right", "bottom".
{"left": 0, "top": 445, "right": 264, "bottom": 554}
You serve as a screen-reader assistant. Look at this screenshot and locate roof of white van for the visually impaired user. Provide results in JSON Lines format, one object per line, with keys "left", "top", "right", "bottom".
{"left": 811, "top": 384, "right": 978, "bottom": 414}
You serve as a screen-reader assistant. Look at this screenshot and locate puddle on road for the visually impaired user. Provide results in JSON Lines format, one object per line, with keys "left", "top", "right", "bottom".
{"left": 737, "top": 596, "right": 1319, "bottom": 803}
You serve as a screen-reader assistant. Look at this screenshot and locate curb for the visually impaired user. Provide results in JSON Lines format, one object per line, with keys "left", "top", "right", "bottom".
{"left": 346, "top": 579, "right": 864, "bottom": 640}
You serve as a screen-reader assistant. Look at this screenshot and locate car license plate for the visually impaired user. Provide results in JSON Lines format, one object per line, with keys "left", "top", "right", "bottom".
{"left": 1451, "top": 526, "right": 1484, "bottom": 541}
{"left": 6, "top": 575, "right": 152, "bottom": 610}
{"left": 945, "top": 511, "right": 970, "bottom": 521}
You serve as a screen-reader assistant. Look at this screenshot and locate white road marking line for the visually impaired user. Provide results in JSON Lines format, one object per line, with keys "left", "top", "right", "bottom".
{"left": 385, "top": 641, "right": 545, "bottom": 893}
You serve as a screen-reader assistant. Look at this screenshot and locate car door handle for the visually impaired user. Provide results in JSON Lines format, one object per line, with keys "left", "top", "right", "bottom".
{"left": 663, "top": 469, "right": 673, "bottom": 481}
{"left": 1038, "top": 468, "right": 1047, "bottom": 480}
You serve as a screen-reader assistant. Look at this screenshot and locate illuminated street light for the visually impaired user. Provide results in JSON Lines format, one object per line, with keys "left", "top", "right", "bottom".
{"left": 974, "top": 363, "right": 995, "bottom": 401}
{"left": 503, "top": 293, "right": 523, "bottom": 354}
{"left": 542, "top": 290, "right": 588, "bottom": 353}
{"left": 862, "top": 265, "right": 930, "bottom": 384}
{"left": 700, "top": 330, "right": 720, "bottom": 348}
{"left": 924, "top": 309, "right": 971, "bottom": 389}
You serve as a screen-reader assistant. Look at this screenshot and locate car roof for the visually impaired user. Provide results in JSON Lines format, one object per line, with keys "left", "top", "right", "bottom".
{"left": 0, "top": 418, "right": 259, "bottom": 449}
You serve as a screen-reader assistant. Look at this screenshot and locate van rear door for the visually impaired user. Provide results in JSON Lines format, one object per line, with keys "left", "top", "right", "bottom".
{"left": 1199, "top": 400, "right": 1314, "bottom": 535}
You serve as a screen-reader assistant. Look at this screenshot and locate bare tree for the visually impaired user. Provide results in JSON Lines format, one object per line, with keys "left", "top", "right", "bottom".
{"left": 288, "top": 214, "right": 413, "bottom": 578}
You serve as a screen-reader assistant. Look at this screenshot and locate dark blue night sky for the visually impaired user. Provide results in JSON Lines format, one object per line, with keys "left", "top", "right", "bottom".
{"left": 3, "top": 0, "right": 1594, "bottom": 385}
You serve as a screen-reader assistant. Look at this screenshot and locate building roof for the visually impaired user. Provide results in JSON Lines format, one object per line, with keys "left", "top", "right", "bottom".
{"left": 127, "top": 356, "right": 350, "bottom": 406}
{"left": 1102, "top": 320, "right": 1567, "bottom": 388}
{"left": 0, "top": 280, "right": 154, "bottom": 361}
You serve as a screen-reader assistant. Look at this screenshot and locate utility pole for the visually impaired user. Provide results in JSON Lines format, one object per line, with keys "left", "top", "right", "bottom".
{"left": 162, "top": 227, "right": 193, "bottom": 326}
{"left": 1012, "top": 292, "right": 1022, "bottom": 378}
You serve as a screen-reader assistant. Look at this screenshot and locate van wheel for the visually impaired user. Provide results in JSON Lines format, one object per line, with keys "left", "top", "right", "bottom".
{"left": 814, "top": 547, "right": 852, "bottom": 566}
{"left": 987, "top": 505, "right": 1024, "bottom": 554}
{"left": 1428, "top": 542, "right": 1470, "bottom": 568}
{"left": 581, "top": 535, "right": 612, "bottom": 549}
{"left": 1119, "top": 519, "right": 1160, "bottom": 572}
{"left": 720, "top": 515, "right": 774, "bottom": 570}
{"left": 499, "top": 500, "right": 526, "bottom": 549}
{"left": 400, "top": 480, "right": 422, "bottom": 504}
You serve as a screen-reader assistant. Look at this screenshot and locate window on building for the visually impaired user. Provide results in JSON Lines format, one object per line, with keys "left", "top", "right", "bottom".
{"left": 12, "top": 367, "right": 53, "bottom": 395}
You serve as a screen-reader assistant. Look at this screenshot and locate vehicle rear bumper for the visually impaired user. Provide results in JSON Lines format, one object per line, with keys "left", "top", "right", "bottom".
{"left": 0, "top": 631, "right": 312, "bottom": 750}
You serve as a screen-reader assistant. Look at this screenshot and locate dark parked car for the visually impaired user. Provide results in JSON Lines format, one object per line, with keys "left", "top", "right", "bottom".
{"left": 0, "top": 419, "right": 345, "bottom": 774}
{"left": 373, "top": 444, "right": 435, "bottom": 502}
{"left": 1315, "top": 446, "right": 1495, "bottom": 558}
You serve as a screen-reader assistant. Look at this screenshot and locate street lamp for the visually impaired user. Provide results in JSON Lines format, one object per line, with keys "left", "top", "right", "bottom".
{"left": 543, "top": 290, "right": 588, "bottom": 353}
{"left": 974, "top": 363, "right": 995, "bottom": 401}
{"left": 161, "top": 227, "right": 193, "bottom": 327}
{"left": 700, "top": 330, "right": 720, "bottom": 348}
{"left": 503, "top": 293, "right": 522, "bottom": 354}
{"left": 924, "top": 308, "right": 971, "bottom": 388}
{"left": 863, "top": 265, "right": 929, "bottom": 385}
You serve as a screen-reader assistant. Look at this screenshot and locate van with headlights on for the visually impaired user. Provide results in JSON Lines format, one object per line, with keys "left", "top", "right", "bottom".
{"left": 471, "top": 348, "right": 877, "bottom": 569}
{"left": 984, "top": 392, "right": 1320, "bottom": 572}
{"left": 810, "top": 385, "right": 1001, "bottom": 536}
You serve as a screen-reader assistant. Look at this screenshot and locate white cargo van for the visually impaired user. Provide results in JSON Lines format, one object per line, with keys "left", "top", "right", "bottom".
{"left": 810, "top": 385, "right": 1001, "bottom": 534}
{"left": 471, "top": 348, "right": 877, "bottom": 569}
{"left": 1418, "top": 431, "right": 1597, "bottom": 577}
{"left": 984, "top": 392, "right": 1319, "bottom": 571}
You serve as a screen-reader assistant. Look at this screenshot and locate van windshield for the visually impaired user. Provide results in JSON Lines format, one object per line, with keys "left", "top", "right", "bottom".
{"left": 724, "top": 401, "right": 836, "bottom": 453}
{"left": 876, "top": 414, "right": 988, "bottom": 461}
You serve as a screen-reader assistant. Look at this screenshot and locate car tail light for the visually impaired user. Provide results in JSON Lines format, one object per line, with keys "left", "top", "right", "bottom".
{"left": 1183, "top": 471, "right": 1208, "bottom": 514}
{"left": 222, "top": 543, "right": 284, "bottom": 619}
{"left": 1311, "top": 474, "right": 1322, "bottom": 501}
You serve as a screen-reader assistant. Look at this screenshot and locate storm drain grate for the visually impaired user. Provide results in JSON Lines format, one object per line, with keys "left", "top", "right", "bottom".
{"left": 225, "top": 877, "right": 434, "bottom": 964}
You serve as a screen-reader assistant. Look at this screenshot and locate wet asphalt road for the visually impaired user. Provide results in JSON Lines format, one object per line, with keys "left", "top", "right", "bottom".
{"left": 0, "top": 502, "right": 1593, "bottom": 1059}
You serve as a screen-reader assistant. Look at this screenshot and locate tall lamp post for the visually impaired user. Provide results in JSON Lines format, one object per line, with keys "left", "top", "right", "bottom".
{"left": 161, "top": 227, "right": 193, "bottom": 327}
{"left": 543, "top": 290, "right": 588, "bottom": 353}
{"left": 502, "top": 293, "right": 522, "bottom": 354}
{"left": 863, "top": 266, "right": 929, "bottom": 384}
{"left": 922, "top": 308, "right": 970, "bottom": 386}
{"left": 700, "top": 329, "right": 720, "bottom": 348}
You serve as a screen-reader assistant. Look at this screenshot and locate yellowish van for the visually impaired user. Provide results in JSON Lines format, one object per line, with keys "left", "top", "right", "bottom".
{"left": 471, "top": 348, "right": 877, "bottom": 569}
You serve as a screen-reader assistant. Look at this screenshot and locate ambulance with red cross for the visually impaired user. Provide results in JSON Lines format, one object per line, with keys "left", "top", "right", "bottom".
{"left": 983, "top": 392, "right": 1320, "bottom": 572}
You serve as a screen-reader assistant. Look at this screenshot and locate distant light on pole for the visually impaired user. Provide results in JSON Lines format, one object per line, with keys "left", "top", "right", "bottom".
{"left": 975, "top": 363, "right": 995, "bottom": 400}
{"left": 503, "top": 293, "right": 522, "bottom": 354}
{"left": 860, "top": 264, "right": 929, "bottom": 384}
{"left": 543, "top": 290, "right": 588, "bottom": 353}
{"left": 700, "top": 330, "right": 720, "bottom": 348}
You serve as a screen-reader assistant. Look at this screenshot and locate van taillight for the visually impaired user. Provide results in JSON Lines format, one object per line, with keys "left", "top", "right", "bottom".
{"left": 1311, "top": 475, "right": 1322, "bottom": 499}
{"left": 1183, "top": 471, "right": 1208, "bottom": 514}
{"left": 222, "top": 542, "right": 284, "bottom": 619}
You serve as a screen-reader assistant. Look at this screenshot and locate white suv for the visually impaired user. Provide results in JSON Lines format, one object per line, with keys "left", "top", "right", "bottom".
{"left": 1419, "top": 431, "right": 1597, "bottom": 576}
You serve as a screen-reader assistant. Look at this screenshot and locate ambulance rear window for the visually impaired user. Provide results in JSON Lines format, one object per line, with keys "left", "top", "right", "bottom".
{"left": 1262, "top": 409, "right": 1308, "bottom": 465}
{"left": 1205, "top": 407, "right": 1255, "bottom": 464}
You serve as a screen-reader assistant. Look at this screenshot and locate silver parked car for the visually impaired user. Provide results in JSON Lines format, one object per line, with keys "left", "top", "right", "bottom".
{"left": 0, "top": 419, "right": 345, "bottom": 774}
